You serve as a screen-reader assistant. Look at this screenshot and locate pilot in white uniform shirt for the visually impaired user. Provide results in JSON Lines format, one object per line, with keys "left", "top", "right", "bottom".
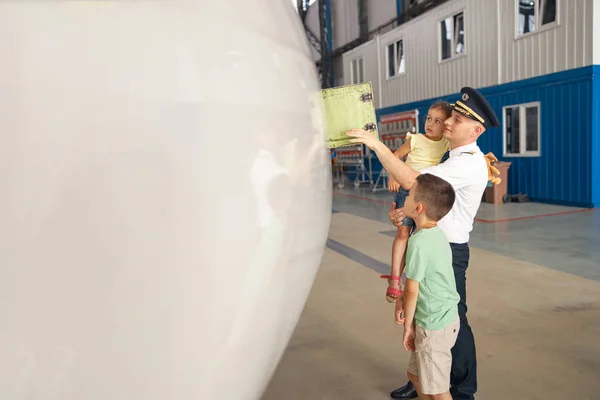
{"left": 346, "top": 86, "right": 501, "bottom": 400}
{"left": 420, "top": 142, "right": 488, "bottom": 244}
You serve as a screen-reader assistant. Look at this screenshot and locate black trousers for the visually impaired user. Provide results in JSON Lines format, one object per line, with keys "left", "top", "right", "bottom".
{"left": 449, "top": 243, "right": 477, "bottom": 400}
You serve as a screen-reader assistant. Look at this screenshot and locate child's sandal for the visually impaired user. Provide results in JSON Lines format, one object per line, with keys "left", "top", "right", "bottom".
{"left": 380, "top": 275, "right": 402, "bottom": 303}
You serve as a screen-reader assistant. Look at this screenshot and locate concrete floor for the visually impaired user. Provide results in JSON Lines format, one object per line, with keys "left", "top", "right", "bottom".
{"left": 262, "top": 186, "right": 600, "bottom": 400}
{"left": 333, "top": 187, "right": 600, "bottom": 282}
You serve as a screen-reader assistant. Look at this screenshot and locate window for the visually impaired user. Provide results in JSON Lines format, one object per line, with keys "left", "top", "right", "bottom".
{"left": 503, "top": 102, "right": 540, "bottom": 156}
{"left": 440, "top": 11, "right": 465, "bottom": 61}
{"left": 386, "top": 39, "right": 405, "bottom": 79}
{"left": 517, "top": 0, "right": 557, "bottom": 36}
{"left": 350, "top": 57, "right": 364, "bottom": 84}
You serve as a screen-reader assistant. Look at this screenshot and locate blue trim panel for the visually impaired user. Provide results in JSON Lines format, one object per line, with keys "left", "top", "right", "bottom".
{"left": 376, "top": 66, "right": 596, "bottom": 117}
{"left": 396, "top": 0, "right": 403, "bottom": 19}
{"left": 375, "top": 66, "right": 599, "bottom": 208}
{"left": 592, "top": 67, "right": 600, "bottom": 206}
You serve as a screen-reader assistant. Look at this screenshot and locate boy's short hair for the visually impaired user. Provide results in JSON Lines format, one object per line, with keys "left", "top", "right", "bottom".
{"left": 414, "top": 174, "right": 455, "bottom": 221}
{"left": 429, "top": 100, "right": 453, "bottom": 118}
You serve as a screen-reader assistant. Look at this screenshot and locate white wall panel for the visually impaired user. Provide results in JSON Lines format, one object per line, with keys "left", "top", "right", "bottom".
{"left": 340, "top": 0, "right": 596, "bottom": 109}
{"left": 303, "top": 0, "right": 360, "bottom": 61}
{"left": 332, "top": 0, "right": 359, "bottom": 48}
{"left": 584, "top": 0, "right": 594, "bottom": 65}
{"left": 334, "top": 0, "right": 600, "bottom": 112}
{"left": 499, "top": 0, "right": 593, "bottom": 83}
{"left": 594, "top": 0, "right": 600, "bottom": 64}
{"left": 368, "top": 0, "right": 397, "bottom": 31}
{"left": 342, "top": 39, "right": 381, "bottom": 108}
{"left": 304, "top": 0, "right": 360, "bottom": 52}
{"left": 378, "top": 0, "right": 498, "bottom": 107}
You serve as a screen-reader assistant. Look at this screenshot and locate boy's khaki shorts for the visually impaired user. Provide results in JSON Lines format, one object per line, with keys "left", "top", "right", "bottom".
{"left": 407, "top": 318, "right": 460, "bottom": 395}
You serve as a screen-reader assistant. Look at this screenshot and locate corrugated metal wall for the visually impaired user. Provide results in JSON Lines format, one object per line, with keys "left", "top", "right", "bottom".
{"left": 376, "top": 67, "right": 597, "bottom": 207}
{"left": 342, "top": 39, "right": 381, "bottom": 108}
{"left": 368, "top": 0, "right": 397, "bottom": 32}
{"left": 304, "top": 0, "right": 388, "bottom": 52}
{"left": 336, "top": 0, "right": 599, "bottom": 207}
{"left": 378, "top": 0, "right": 499, "bottom": 107}
{"left": 498, "top": 0, "right": 594, "bottom": 84}
{"left": 341, "top": 0, "right": 594, "bottom": 106}
{"left": 592, "top": 66, "right": 600, "bottom": 207}
{"left": 478, "top": 69, "right": 593, "bottom": 207}
{"left": 332, "top": 0, "right": 360, "bottom": 48}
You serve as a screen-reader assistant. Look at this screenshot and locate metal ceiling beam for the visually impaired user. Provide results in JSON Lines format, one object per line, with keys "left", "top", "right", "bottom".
{"left": 297, "top": 0, "right": 308, "bottom": 22}
{"left": 305, "top": 26, "right": 321, "bottom": 54}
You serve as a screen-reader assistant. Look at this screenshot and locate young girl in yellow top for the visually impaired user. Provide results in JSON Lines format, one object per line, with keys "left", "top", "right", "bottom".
{"left": 382, "top": 100, "right": 452, "bottom": 303}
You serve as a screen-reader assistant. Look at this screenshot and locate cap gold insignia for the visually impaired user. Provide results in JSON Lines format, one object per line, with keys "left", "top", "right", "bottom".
{"left": 454, "top": 100, "right": 485, "bottom": 124}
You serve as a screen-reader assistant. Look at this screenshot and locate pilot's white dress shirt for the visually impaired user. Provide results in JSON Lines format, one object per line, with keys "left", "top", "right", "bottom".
{"left": 420, "top": 142, "right": 488, "bottom": 244}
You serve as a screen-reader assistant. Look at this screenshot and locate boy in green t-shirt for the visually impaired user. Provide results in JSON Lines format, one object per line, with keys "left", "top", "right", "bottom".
{"left": 396, "top": 173, "right": 460, "bottom": 400}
